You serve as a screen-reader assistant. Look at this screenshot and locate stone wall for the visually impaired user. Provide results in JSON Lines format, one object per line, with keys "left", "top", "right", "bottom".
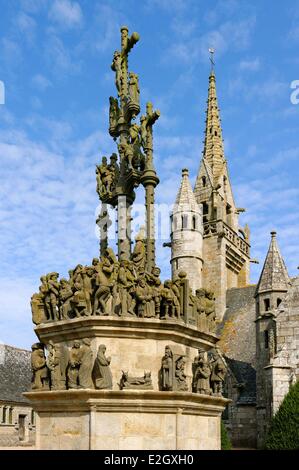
{"left": 218, "top": 285, "right": 256, "bottom": 367}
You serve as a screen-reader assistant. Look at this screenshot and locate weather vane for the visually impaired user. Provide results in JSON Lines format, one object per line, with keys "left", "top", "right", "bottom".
{"left": 209, "top": 47, "right": 215, "bottom": 70}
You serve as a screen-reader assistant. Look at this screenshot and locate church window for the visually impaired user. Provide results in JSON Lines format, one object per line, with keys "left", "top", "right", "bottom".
{"left": 264, "top": 298, "right": 270, "bottom": 312}
{"left": 192, "top": 216, "right": 197, "bottom": 230}
{"left": 277, "top": 298, "right": 282, "bottom": 307}
{"left": 202, "top": 176, "right": 206, "bottom": 187}
{"left": 264, "top": 330, "right": 269, "bottom": 349}
{"left": 31, "top": 410, "right": 35, "bottom": 425}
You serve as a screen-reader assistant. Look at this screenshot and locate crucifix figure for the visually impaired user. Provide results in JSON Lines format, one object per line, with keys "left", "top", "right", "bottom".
{"left": 140, "top": 102, "right": 160, "bottom": 170}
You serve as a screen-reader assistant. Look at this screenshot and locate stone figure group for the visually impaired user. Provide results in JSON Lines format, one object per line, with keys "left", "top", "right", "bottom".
{"left": 160, "top": 346, "right": 188, "bottom": 392}
{"left": 160, "top": 345, "right": 227, "bottom": 396}
{"left": 191, "top": 288, "right": 216, "bottom": 333}
{"left": 119, "top": 371, "right": 152, "bottom": 390}
{"left": 31, "top": 243, "right": 216, "bottom": 328}
{"left": 96, "top": 153, "right": 119, "bottom": 199}
{"left": 192, "top": 348, "right": 227, "bottom": 396}
{"left": 31, "top": 341, "right": 113, "bottom": 392}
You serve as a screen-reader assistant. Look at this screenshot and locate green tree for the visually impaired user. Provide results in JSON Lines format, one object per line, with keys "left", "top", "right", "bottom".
{"left": 265, "top": 380, "right": 299, "bottom": 449}
{"left": 221, "top": 421, "right": 232, "bottom": 450}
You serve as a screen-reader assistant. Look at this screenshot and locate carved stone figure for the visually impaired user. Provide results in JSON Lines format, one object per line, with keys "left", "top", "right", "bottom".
{"left": 119, "top": 371, "right": 153, "bottom": 390}
{"left": 108, "top": 153, "right": 119, "bottom": 192}
{"left": 72, "top": 267, "right": 91, "bottom": 317}
{"left": 129, "top": 123, "right": 145, "bottom": 172}
{"left": 161, "top": 280, "right": 177, "bottom": 319}
{"left": 209, "top": 349, "right": 227, "bottom": 396}
{"left": 171, "top": 278, "right": 182, "bottom": 319}
{"left": 45, "top": 272, "right": 60, "bottom": 321}
{"left": 174, "top": 356, "right": 188, "bottom": 391}
{"left": 194, "top": 288, "right": 207, "bottom": 331}
{"left": 31, "top": 291, "right": 47, "bottom": 325}
{"left": 67, "top": 340, "right": 83, "bottom": 389}
{"left": 92, "top": 344, "right": 113, "bottom": 390}
{"left": 117, "top": 260, "right": 137, "bottom": 316}
{"left": 135, "top": 277, "right": 154, "bottom": 318}
{"left": 128, "top": 72, "right": 140, "bottom": 117}
{"left": 93, "top": 250, "right": 116, "bottom": 315}
{"left": 96, "top": 157, "right": 114, "bottom": 197}
{"left": 47, "top": 341, "right": 68, "bottom": 390}
{"left": 109, "top": 96, "right": 119, "bottom": 136}
{"left": 147, "top": 266, "right": 162, "bottom": 317}
{"left": 111, "top": 50, "right": 122, "bottom": 97}
{"left": 205, "top": 290, "right": 216, "bottom": 333}
{"left": 59, "top": 278, "right": 73, "bottom": 320}
{"left": 132, "top": 231, "right": 146, "bottom": 273}
{"left": 79, "top": 338, "right": 94, "bottom": 389}
{"left": 31, "top": 343, "right": 49, "bottom": 390}
{"left": 161, "top": 345, "right": 173, "bottom": 391}
{"left": 192, "top": 349, "right": 211, "bottom": 395}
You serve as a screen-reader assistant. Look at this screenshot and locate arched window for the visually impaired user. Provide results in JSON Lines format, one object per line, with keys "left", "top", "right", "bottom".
{"left": 192, "top": 216, "right": 197, "bottom": 230}
{"left": 31, "top": 410, "right": 35, "bottom": 425}
{"left": 202, "top": 176, "right": 206, "bottom": 187}
{"left": 277, "top": 298, "right": 282, "bottom": 307}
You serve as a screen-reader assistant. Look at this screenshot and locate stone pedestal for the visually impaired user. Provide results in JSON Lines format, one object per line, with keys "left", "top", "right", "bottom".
{"left": 25, "top": 316, "right": 228, "bottom": 449}
{"left": 24, "top": 390, "right": 228, "bottom": 450}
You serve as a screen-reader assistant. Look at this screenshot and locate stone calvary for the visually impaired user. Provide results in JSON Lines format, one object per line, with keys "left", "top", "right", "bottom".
{"left": 24, "top": 27, "right": 229, "bottom": 450}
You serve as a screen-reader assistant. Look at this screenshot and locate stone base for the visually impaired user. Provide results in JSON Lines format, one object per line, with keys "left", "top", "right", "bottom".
{"left": 24, "top": 390, "right": 229, "bottom": 450}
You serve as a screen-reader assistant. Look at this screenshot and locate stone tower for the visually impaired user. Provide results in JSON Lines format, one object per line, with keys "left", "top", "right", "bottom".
{"left": 194, "top": 67, "right": 250, "bottom": 319}
{"left": 254, "top": 231, "right": 291, "bottom": 448}
{"left": 170, "top": 168, "right": 203, "bottom": 292}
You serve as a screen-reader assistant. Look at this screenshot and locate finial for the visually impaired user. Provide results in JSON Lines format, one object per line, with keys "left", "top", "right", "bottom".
{"left": 271, "top": 231, "right": 277, "bottom": 238}
{"left": 209, "top": 47, "right": 215, "bottom": 71}
{"left": 182, "top": 168, "right": 189, "bottom": 177}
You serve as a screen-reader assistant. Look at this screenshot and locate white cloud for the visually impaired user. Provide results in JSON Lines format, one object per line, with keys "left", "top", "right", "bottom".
{"left": 239, "top": 58, "right": 260, "bottom": 71}
{"left": 15, "top": 11, "right": 36, "bottom": 40}
{"left": 49, "top": 0, "right": 83, "bottom": 29}
{"left": 32, "top": 74, "right": 52, "bottom": 91}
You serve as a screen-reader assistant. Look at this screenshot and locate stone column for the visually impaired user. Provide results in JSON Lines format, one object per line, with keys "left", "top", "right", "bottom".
{"left": 141, "top": 169, "right": 159, "bottom": 272}
{"left": 117, "top": 195, "right": 132, "bottom": 261}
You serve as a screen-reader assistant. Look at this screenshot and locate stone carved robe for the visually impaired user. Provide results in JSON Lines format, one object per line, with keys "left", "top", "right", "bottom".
{"left": 79, "top": 341, "right": 94, "bottom": 389}
{"left": 93, "top": 345, "right": 113, "bottom": 390}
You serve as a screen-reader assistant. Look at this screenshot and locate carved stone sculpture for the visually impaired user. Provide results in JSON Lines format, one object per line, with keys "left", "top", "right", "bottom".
{"left": 194, "top": 288, "right": 207, "bottom": 331}
{"left": 128, "top": 72, "right": 140, "bottom": 117}
{"left": 111, "top": 50, "right": 122, "bottom": 97}
{"left": 132, "top": 231, "right": 146, "bottom": 273}
{"left": 109, "top": 96, "right": 120, "bottom": 137}
{"left": 96, "top": 156, "right": 114, "bottom": 198}
{"left": 174, "top": 356, "right": 188, "bottom": 391}
{"left": 161, "top": 345, "right": 173, "bottom": 391}
{"left": 59, "top": 278, "right": 73, "bottom": 320}
{"left": 79, "top": 338, "right": 94, "bottom": 389}
{"left": 192, "top": 349, "right": 211, "bottom": 395}
{"left": 45, "top": 272, "right": 59, "bottom": 321}
{"left": 209, "top": 349, "right": 227, "bottom": 396}
{"left": 31, "top": 343, "right": 49, "bottom": 390}
{"left": 67, "top": 340, "right": 83, "bottom": 389}
{"left": 47, "top": 341, "right": 68, "bottom": 390}
{"left": 135, "top": 277, "right": 154, "bottom": 318}
{"left": 205, "top": 290, "right": 216, "bottom": 333}
{"left": 161, "top": 280, "right": 177, "bottom": 319}
{"left": 119, "top": 371, "right": 153, "bottom": 390}
{"left": 31, "top": 291, "right": 47, "bottom": 325}
{"left": 92, "top": 344, "right": 113, "bottom": 389}
{"left": 93, "top": 251, "right": 115, "bottom": 315}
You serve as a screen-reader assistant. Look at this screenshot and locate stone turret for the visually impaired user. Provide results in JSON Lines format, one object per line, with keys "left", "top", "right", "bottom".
{"left": 170, "top": 168, "right": 203, "bottom": 292}
{"left": 193, "top": 66, "right": 250, "bottom": 319}
{"left": 255, "top": 231, "right": 291, "bottom": 448}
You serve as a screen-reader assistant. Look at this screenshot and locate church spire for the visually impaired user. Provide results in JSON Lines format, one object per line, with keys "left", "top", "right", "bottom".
{"left": 202, "top": 60, "right": 225, "bottom": 182}
{"left": 256, "top": 232, "right": 291, "bottom": 295}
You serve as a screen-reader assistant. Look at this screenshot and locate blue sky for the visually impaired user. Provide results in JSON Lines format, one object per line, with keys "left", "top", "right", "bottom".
{"left": 0, "top": 0, "right": 299, "bottom": 349}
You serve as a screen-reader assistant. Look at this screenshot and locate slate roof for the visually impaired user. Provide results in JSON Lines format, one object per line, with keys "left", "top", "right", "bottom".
{"left": 225, "top": 356, "right": 256, "bottom": 405}
{"left": 174, "top": 168, "right": 199, "bottom": 209}
{"left": 0, "top": 344, "right": 31, "bottom": 404}
{"left": 255, "top": 231, "right": 291, "bottom": 295}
